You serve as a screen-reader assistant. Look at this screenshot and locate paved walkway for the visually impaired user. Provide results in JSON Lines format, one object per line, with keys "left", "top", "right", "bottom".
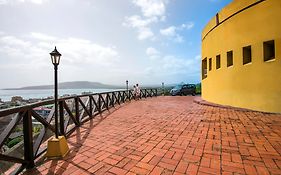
{"left": 21, "top": 96, "right": 281, "bottom": 175}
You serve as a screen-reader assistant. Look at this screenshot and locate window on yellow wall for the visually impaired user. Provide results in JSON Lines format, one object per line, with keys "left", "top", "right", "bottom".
{"left": 216, "top": 55, "right": 221, "bottom": 69}
{"left": 264, "top": 40, "right": 275, "bottom": 61}
{"left": 243, "top": 46, "right": 252, "bottom": 65}
{"left": 227, "top": 51, "right": 233, "bottom": 67}
{"left": 209, "top": 58, "right": 212, "bottom": 71}
{"left": 202, "top": 58, "right": 207, "bottom": 79}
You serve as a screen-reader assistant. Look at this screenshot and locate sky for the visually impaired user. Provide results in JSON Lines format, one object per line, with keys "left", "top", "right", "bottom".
{"left": 0, "top": 0, "right": 232, "bottom": 88}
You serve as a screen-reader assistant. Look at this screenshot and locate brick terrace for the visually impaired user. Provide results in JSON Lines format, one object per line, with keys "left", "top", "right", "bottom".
{"left": 19, "top": 96, "right": 281, "bottom": 175}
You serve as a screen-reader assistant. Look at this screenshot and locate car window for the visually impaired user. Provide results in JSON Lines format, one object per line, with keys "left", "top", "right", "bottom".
{"left": 174, "top": 85, "right": 182, "bottom": 90}
{"left": 188, "top": 84, "right": 195, "bottom": 88}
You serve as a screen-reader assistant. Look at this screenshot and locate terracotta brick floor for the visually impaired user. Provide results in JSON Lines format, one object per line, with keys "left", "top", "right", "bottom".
{"left": 21, "top": 96, "right": 281, "bottom": 175}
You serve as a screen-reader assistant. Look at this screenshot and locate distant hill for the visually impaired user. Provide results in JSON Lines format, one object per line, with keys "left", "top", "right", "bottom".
{"left": 3, "top": 81, "right": 122, "bottom": 90}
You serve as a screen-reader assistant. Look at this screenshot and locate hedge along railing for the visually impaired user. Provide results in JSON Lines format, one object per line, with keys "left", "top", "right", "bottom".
{"left": 0, "top": 88, "right": 158, "bottom": 174}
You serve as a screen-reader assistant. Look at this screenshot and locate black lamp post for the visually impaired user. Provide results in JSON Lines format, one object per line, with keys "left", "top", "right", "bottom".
{"left": 50, "top": 46, "right": 61, "bottom": 139}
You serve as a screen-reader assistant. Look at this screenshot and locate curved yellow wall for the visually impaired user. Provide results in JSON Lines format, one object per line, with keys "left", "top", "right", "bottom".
{"left": 201, "top": 0, "right": 281, "bottom": 113}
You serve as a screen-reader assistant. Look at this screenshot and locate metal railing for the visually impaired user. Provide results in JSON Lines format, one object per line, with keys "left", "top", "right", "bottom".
{"left": 0, "top": 88, "right": 158, "bottom": 174}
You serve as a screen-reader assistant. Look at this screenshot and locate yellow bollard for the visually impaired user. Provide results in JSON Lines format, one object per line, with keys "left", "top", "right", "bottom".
{"left": 46, "top": 136, "right": 69, "bottom": 159}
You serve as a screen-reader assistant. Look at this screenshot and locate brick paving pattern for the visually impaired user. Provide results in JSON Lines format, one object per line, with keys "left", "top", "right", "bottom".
{"left": 20, "top": 96, "right": 281, "bottom": 175}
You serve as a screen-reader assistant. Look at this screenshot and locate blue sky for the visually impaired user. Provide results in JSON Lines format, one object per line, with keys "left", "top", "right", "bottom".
{"left": 0, "top": 0, "right": 232, "bottom": 88}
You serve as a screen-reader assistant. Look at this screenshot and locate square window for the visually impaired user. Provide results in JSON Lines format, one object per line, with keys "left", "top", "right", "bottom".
{"left": 216, "top": 55, "right": 221, "bottom": 69}
{"left": 264, "top": 40, "right": 275, "bottom": 61}
{"left": 209, "top": 58, "right": 212, "bottom": 71}
{"left": 243, "top": 46, "right": 252, "bottom": 65}
{"left": 202, "top": 58, "right": 207, "bottom": 79}
{"left": 227, "top": 51, "right": 233, "bottom": 67}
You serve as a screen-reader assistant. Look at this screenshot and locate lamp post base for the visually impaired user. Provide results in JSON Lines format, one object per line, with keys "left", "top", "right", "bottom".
{"left": 46, "top": 136, "right": 69, "bottom": 159}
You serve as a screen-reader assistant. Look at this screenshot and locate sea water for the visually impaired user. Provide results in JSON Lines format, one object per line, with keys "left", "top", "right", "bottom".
{"left": 0, "top": 89, "right": 124, "bottom": 102}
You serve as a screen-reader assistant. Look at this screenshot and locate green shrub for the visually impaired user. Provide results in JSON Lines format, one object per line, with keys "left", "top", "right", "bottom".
{"left": 33, "top": 126, "right": 42, "bottom": 134}
{"left": 7, "top": 137, "right": 23, "bottom": 148}
{"left": 14, "top": 126, "right": 23, "bottom": 132}
{"left": 196, "top": 83, "right": 201, "bottom": 94}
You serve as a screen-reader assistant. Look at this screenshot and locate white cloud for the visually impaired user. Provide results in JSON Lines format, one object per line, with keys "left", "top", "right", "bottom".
{"left": 0, "top": 0, "right": 48, "bottom": 5}
{"left": 0, "top": 0, "right": 9, "bottom": 4}
{"left": 145, "top": 46, "right": 199, "bottom": 76}
{"left": 0, "top": 35, "right": 31, "bottom": 48}
{"left": 123, "top": 15, "right": 156, "bottom": 40}
{"left": 31, "top": 32, "right": 56, "bottom": 41}
{"left": 123, "top": 15, "right": 157, "bottom": 28}
{"left": 132, "top": 0, "right": 168, "bottom": 18}
{"left": 29, "top": 0, "right": 47, "bottom": 4}
{"left": 143, "top": 54, "right": 200, "bottom": 83}
{"left": 146, "top": 47, "right": 160, "bottom": 60}
{"left": 163, "top": 55, "right": 198, "bottom": 74}
{"left": 146, "top": 47, "right": 160, "bottom": 56}
{"left": 57, "top": 37, "right": 119, "bottom": 65}
{"left": 160, "top": 26, "right": 176, "bottom": 36}
{"left": 174, "top": 35, "right": 184, "bottom": 43}
{"left": 138, "top": 28, "right": 154, "bottom": 40}
{"left": 0, "top": 33, "right": 119, "bottom": 67}
{"left": 124, "top": 0, "right": 169, "bottom": 41}
{"left": 181, "top": 22, "right": 194, "bottom": 30}
{"left": 145, "top": 46, "right": 199, "bottom": 78}
{"left": 160, "top": 22, "right": 194, "bottom": 43}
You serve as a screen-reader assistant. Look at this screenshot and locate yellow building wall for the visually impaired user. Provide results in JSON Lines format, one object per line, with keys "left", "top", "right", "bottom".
{"left": 201, "top": 0, "right": 281, "bottom": 113}
{"left": 219, "top": 0, "right": 260, "bottom": 21}
{"left": 202, "top": 16, "right": 217, "bottom": 40}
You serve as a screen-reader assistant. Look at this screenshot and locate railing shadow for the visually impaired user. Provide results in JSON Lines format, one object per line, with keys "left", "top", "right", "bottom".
{"left": 0, "top": 89, "right": 158, "bottom": 174}
{"left": 24, "top": 105, "right": 123, "bottom": 174}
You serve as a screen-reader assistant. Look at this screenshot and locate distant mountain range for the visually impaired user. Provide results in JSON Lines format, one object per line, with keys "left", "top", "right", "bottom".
{"left": 3, "top": 81, "right": 123, "bottom": 90}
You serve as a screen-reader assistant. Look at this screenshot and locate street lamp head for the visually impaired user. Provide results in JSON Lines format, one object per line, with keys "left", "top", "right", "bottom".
{"left": 50, "top": 46, "right": 62, "bottom": 66}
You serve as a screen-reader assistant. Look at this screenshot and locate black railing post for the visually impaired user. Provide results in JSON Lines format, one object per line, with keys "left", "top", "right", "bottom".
{"left": 59, "top": 100, "right": 64, "bottom": 135}
{"left": 111, "top": 92, "right": 115, "bottom": 107}
{"left": 162, "top": 82, "right": 165, "bottom": 96}
{"left": 23, "top": 110, "right": 35, "bottom": 169}
{"left": 116, "top": 92, "right": 121, "bottom": 105}
{"left": 75, "top": 97, "right": 80, "bottom": 125}
{"left": 126, "top": 80, "right": 128, "bottom": 96}
{"left": 106, "top": 94, "right": 109, "bottom": 109}
{"left": 98, "top": 94, "right": 102, "bottom": 113}
{"left": 145, "top": 89, "right": 147, "bottom": 98}
{"left": 89, "top": 96, "right": 93, "bottom": 118}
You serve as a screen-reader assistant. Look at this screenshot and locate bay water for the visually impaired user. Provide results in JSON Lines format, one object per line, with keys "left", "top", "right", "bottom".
{"left": 0, "top": 89, "right": 124, "bottom": 102}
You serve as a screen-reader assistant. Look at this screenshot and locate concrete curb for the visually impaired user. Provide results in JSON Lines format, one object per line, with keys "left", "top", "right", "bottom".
{"left": 193, "top": 97, "right": 279, "bottom": 115}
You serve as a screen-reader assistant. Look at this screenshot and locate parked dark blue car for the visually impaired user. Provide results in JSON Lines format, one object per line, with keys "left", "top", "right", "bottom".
{"left": 170, "top": 84, "right": 196, "bottom": 96}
